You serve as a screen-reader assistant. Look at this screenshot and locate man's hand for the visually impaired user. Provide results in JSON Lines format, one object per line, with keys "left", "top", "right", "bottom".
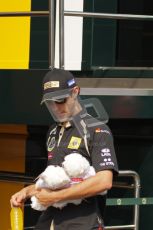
{"left": 10, "top": 185, "right": 36, "bottom": 207}
{"left": 10, "top": 190, "right": 27, "bottom": 207}
{"left": 35, "top": 188, "right": 55, "bottom": 207}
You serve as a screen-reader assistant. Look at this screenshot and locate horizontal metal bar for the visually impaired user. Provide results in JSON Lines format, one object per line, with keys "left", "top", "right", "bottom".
{"left": 106, "top": 197, "right": 153, "bottom": 206}
{"left": 0, "top": 180, "right": 136, "bottom": 189}
{"left": 113, "top": 183, "right": 135, "bottom": 189}
{"left": 92, "top": 66, "right": 153, "bottom": 71}
{"left": 0, "top": 171, "right": 34, "bottom": 184}
{"left": 105, "top": 225, "right": 135, "bottom": 229}
{"left": 65, "top": 11, "right": 153, "bottom": 21}
{"left": 0, "top": 170, "right": 139, "bottom": 185}
{"left": 24, "top": 227, "right": 34, "bottom": 229}
{"left": 77, "top": 78, "right": 153, "bottom": 96}
{"left": 118, "top": 170, "right": 140, "bottom": 178}
{"left": 24, "top": 196, "right": 151, "bottom": 206}
{"left": 80, "top": 88, "right": 153, "bottom": 96}
{"left": 117, "top": 170, "right": 140, "bottom": 189}
{"left": 0, "top": 179, "right": 32, "bottom": 185}
{"left": 24, "top": 204, "right": 31, "bottom": 207}
{"left": 0, "top": 11, "right": 49, "bottom": 17}
{"left": 0, "top": 10, "right": 152, "bottom": 21}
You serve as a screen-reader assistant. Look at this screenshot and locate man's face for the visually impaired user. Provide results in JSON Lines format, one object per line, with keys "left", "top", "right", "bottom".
{"left": 46, "top": 95, "right": 76, "bottom": 122}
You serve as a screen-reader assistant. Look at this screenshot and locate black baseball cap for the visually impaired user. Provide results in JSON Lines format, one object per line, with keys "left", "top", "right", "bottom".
{"left": 41, "top": 68, "right": 77, "bottom": 104}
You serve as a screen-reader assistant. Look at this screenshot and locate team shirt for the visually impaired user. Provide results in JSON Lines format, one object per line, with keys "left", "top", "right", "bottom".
{"left": 36, "top": 118, "right": 118, "bottom": 230}
{"left": 46, "top": 120, "right": 118, "bottom": 175}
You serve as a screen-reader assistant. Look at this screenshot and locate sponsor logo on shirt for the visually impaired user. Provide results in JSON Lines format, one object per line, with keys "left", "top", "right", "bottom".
{"left": 71, "top": 178, "right": 84, "bottom": 183}
{"left": 48, "top": 136, "right": 56, "bottom": 151}
{"left": 68, "top": 136, "right": 82, "bottom": 149}
{"left": 101, "top": 148, "right": 111, "bottom": 157}
{"left": 103, "top": 158, "right": 112, "bottom": 162}
{"left": 47, "top": 127, "right": 57, "bottom": 152}
{"left": 51, "top": 127, "right": 57, "bottom": 135}
{"left": 101, "top": 148, "right": 110, "bottom": 153}
{"left": 100, "top": 156, "right": 114, "bottom": 167}
{"left": 48, "top": 152, "right": 53, "bottom": 159}
{"left": 100, "top": 161, "right": 114, "bottom": 167}
{"left": 100, "top": 148, "right": 114, "bottom": 166}
{"left": 95, "top": 128, "right": 110, "bottom": 134}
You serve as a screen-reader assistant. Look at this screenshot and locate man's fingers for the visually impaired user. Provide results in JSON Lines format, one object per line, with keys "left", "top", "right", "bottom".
{"left": 10, "top": 199, "right": 21, "bottom": 208}
{"left": 10, "top": 193, "right": 24, "bottom": 208}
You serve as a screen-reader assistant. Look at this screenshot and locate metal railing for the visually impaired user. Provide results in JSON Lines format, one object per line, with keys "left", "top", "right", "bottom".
{"left": 0, "top": 171, "right": 33, "bottom": 184}
{"left": 105, "top": 170, "right": 140, "bottom": 230}
{"left": 1, "top": 0, "right": 153, "bottom": 70}
{"left": 59, "top": 0, "right": 153, "bottom": 70}
{"left": 0, "top": 3, "right": 54, "bottom": 69}
{"left": 64, "top": 11, "right": 153, "bottom": 21}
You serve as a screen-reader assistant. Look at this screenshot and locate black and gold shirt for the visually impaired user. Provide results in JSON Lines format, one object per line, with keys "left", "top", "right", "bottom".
{"left": 36, "top": 118, "right": 118, "bottom": 230}
{"left": 46, "top": 120, "right": 118, "bottom": 174}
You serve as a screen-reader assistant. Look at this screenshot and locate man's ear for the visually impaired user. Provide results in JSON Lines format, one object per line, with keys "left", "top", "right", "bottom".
{"left": 72, "top": 86, "right": 80, "bottom": 98}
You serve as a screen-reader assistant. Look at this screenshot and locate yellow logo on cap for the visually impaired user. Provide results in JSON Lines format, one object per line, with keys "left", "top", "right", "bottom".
{"left": 44, "top": 81, "right": 59, "bottom": 90}
{"left": 68, "top": 136, "right": 82, "bottom": 149}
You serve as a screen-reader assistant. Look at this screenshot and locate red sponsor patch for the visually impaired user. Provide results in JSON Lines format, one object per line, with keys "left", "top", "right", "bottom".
{"left": 98, "top": 226, "right": 103, "bottom": 230}
{"left": 95, "top": 128, "right": 110, "bottom": 134}
{"left": 71, "top": 178, "right": 84, "bottom": 182}
{"left": 95, "top": 128, "right": 101, "bottom": 133}
{"left": 48, "top": 152, "right": 53, "bottom": 159}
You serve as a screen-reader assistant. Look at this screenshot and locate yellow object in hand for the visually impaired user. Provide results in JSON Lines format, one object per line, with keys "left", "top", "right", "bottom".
{"left": 10, "top": 207, "right": 23, "bottom": 230}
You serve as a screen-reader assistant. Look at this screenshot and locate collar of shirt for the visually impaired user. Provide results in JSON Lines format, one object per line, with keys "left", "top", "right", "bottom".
{"left": 58, "top": 121, "right": 72, "bottom": 129}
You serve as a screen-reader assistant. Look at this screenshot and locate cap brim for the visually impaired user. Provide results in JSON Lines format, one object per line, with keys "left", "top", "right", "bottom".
{"left": 41, "top": 89, "right": 71, "bottom": 105}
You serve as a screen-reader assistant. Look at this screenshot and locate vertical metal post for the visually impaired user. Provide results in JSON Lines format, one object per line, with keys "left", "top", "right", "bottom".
{"left": 59, "top": 0, "right": 64, "bottom": 69}
{"left": 133, "top": 173, "right": 140, "bottom": 230}
{"left": 49, "top": 0, "right": 55, "bottom": 69}
{"left": 116, "top": 170, "right": 140, "bottom": 230}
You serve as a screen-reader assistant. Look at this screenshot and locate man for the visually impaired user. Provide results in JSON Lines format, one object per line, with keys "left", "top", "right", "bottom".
{"left": 10, "top": 68, "right": 118, "bottom": 230}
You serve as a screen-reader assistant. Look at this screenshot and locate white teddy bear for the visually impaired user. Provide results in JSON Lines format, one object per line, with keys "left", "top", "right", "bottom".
{"left": 31, "top": 153, "right": 96, "bottom": 211}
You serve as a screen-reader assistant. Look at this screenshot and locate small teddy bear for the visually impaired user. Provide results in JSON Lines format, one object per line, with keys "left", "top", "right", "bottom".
{"left": 31, "top": 153, "right": 96, "bottom": 211}
{"left": 31, "top": 165, "right": 70, "bottom": 211}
